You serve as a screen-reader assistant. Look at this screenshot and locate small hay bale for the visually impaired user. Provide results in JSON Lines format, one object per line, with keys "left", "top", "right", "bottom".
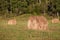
{"left": 8, "top": 19, "right": 16, "bottom": 25}
{"left": 52, "top": 18, "right": 59, "bottom": 23}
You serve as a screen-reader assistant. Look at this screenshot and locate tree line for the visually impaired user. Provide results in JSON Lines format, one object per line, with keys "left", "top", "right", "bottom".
{"left": 0, "top": 0, "right": 60, "bottom": 18}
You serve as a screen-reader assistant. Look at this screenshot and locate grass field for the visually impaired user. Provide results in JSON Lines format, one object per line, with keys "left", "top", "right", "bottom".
{"left": 0, "top": 14, "right": 60, "bottom": 40}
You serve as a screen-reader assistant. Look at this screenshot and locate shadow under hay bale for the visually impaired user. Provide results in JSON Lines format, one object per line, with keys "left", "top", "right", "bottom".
{"left": 28, "top": 16, "right": 48, "bottom": 31}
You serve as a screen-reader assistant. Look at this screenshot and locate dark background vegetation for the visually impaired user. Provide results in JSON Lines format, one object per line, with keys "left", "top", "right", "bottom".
{"left": 0, "top": 0, "right": 60, "bottom": 18}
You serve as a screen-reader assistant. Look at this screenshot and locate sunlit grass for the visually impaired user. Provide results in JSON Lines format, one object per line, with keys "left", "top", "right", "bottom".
{"left": 0, "top": 14, "right": 60, "bottom": 40}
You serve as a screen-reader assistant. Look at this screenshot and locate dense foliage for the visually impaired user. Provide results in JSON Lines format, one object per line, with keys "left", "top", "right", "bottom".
{"left": 0, "top": 0, "right": 60, "bottom": 18}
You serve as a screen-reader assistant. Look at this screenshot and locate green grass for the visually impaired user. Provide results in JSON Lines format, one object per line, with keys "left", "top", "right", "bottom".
{"left": 0, "top": 14, "right": 60, "bottom": 40}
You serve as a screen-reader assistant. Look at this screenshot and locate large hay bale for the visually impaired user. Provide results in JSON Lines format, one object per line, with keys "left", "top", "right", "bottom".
{"left": 8, "top": 19, "right": 16, "bottom": 25}
{"left": 28, "top": 16, "right": 48, "bottom": 31}
{"left": 28, "top": 16, "right": 37, "bottom": 30}
{"left": 37, "top": 16, "right": 48, "bottom": 30}
{"left": 52, "top": 18, "right": 59, "bottom": 23}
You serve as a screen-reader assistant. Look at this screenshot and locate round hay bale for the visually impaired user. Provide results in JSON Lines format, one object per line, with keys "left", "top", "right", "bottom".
{"left": 37, "top": 16, "right": 48, "bottom": 30}
{"left": 8, "top": 19, "right": 16, "bottom": 25}
{"left": 28, "top": 16, "right": 48, "bottom": 31}
{"left": 52, "top": 18, "right": 59, "bottom": 23}
{"left": 28, "top": 16, "right": 37, "bottom": 30}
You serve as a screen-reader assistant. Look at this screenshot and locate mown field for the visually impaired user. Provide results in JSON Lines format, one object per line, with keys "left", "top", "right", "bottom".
{"left": 0, "top": 14, "right": 60, "bottom": 40}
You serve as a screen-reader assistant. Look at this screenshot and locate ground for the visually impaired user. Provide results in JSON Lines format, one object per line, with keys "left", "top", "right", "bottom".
{"left": 0, "top": 14, "right": 60, "bottom": 40}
